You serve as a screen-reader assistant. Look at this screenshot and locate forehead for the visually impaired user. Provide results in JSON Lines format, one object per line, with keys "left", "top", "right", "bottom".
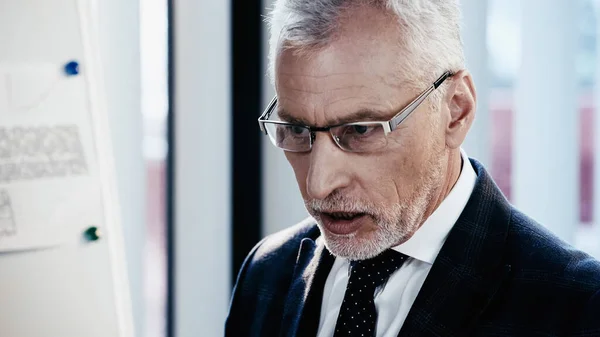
{"left": 273, "top": 7, "right": 412, "bottom": 123}
{"left": 275, "top": 8, "right": 406, "bottom": 86}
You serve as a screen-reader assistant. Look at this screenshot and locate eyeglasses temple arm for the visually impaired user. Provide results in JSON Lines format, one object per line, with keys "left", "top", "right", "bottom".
{"left": 258, "top": 96, "right": 278, "bottom": 133}
{"left": 389, "top": 85, "right": 435, "bottom": 130}
{"left": 388, "top": 71, "right": 454, "bottom": 131}
{"left": 434, "top": 71, "right": 453, "bottom": 89}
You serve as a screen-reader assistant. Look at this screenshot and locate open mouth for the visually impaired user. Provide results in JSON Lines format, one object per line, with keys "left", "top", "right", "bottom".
{"left": 320, "top": 211, "right": 367, "bottom": 235}
{"left": 325, "top": 212, "right": 366, "bottom": 221}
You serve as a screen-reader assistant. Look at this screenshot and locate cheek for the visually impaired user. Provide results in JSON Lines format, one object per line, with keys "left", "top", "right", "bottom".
{"left": 366, "top": 155, "right": 408, "bottom": 202}
{"left": 373, "top": 135, "right": 433, "bottom": 200}
{"left": 386, "top": 133, "right": 426, "bottom": 173}
{"left": 387, "top": 114, "right": 441, "bottom": 169}
{"left": 284, "top": 152, "right": 310, "bottom": 196}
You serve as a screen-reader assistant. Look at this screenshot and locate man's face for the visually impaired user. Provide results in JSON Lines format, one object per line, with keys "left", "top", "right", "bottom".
{"left": 274, "top": 8, "right": 451, "bottom": 260}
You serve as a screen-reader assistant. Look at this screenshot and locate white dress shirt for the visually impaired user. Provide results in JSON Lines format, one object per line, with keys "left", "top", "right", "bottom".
{"left": 316, "top": 149, "right": 477, "bottom": 337}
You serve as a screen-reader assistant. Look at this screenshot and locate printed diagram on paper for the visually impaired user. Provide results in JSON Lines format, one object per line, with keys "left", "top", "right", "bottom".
{"left": 0, "top": 62, "right": 102, "bottom": 252}
{"left": 0, "top": 189, "right": 16, "bottom": 238}
{"left": 0, "top": 125, "right": 88, "bottom": 182}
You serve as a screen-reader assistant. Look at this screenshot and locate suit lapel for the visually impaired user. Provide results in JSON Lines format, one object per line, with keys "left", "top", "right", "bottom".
{"left": 280, "top": 236, "right": 335, "bottom": 337}
{"left": 399, "top": 159, "right": 513, "bottom": 337}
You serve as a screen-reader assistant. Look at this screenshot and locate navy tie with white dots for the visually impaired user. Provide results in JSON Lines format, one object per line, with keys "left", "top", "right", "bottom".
{"left": 332, "top": 249, "right": 408, "bottom": 337}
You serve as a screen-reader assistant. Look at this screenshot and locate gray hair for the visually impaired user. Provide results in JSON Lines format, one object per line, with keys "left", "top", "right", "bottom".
{"left": 266, "top": 0, "right": 465, "bottom": 94}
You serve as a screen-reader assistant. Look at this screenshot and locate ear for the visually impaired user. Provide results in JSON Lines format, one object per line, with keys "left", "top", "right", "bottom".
{"left": 444, "top": 70, "right": 476, "bottom": 149}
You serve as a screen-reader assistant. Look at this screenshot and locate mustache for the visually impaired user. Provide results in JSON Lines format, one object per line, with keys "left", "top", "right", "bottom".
{"left": 305, "top": 193, "right": 376, "bottom": 215}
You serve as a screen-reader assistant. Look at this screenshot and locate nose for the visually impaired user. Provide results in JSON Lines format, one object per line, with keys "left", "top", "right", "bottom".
{"left": 306, "top": 132, "right": 351, "bottom": 200}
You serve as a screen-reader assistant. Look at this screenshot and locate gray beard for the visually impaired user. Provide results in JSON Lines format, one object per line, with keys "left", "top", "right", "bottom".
{"left": 307, "top": 157, "right": 444, "bottom": 260}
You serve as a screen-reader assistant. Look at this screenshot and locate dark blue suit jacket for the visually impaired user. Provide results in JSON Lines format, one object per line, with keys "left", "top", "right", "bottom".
{"left": 226, "top": 159, "right": 600, "bottom": 336}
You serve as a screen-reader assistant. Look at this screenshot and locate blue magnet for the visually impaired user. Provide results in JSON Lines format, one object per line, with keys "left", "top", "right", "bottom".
{"left": 64, "top": 61, "right": 80, "bottom": 76}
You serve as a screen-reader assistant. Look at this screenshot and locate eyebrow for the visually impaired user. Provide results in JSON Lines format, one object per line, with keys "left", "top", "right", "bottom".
{"left": 277, "top": 107, "right": 392, "bottom": 126}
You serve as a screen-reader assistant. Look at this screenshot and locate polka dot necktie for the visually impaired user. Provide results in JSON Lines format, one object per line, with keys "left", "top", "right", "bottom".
{"left": 332, "top": 250, "right": 408, "bottom": 337}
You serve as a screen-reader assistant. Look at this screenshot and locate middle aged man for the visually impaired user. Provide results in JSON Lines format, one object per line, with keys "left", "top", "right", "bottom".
{"left": 226, "top": 0, "right": 600, "bottom": 336}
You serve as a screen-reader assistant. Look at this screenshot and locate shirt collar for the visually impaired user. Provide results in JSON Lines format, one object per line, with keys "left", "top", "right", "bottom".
{"left": 391, "top": 149, "right": 477, "bottom": 264}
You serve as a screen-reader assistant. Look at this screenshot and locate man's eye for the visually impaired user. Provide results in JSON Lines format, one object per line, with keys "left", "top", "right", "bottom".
{"left": 290, "top": 126, "right": 306, "bottom": 135}
{"left": 345, "top": 125, "right": 376, "bottom": 136}
{"left": 352, "top": 125, "right": 369, "bottom": 135}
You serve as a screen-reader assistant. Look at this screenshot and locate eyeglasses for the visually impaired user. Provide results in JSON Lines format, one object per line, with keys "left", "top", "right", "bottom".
{"left": 258, "top": 71, "right": 453, "bottom": 153}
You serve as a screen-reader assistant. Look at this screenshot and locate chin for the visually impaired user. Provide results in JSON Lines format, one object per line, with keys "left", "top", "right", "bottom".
{"left": 318, "top": 224, "right": 401, "bottom": 260}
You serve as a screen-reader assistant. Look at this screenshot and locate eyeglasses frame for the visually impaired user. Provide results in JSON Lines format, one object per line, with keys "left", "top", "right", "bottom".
{"left": 257, "top": 71, "right": 454, "bottom": 152}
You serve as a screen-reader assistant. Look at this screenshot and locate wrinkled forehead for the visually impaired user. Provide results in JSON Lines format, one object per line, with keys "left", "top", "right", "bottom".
{"left": 272, "top": 5, "right": 420, "bottom": 125}
{"left": 275, "top": 58, "right": 388, "bottom": 101}
{"left": 273, "top": 41, "right": 413, "bottom": 126}
{"left": 275, "top": 10, "right": 414, "bottom": 91}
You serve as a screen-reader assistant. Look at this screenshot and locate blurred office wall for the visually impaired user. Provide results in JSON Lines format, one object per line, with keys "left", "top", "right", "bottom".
{"left": 97, "top": 1, "right": 145, "bottom": 336}
{"left": 172, "top": 0, "right": 232, "bottom": 337}
{"left": 99, "top": 0, "right": 169, "bottom": 336}
{"left": 139, "top": 0, "right": 168, "bottom": 336}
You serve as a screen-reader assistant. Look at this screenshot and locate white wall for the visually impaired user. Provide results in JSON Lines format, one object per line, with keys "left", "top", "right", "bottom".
{"left": 512, "top": 0, "right": 578, "bottom": 243}
{"left": 173, "top": 0, "right": 232, "bottom": 336}
{"left": 96, "top": 0, "right": 145, "bottom": 336}
{"left": 460, "top": 0, "right": 491, "bottom": 167}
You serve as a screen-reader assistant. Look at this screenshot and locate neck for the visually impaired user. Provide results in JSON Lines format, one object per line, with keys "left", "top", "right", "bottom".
{"left": 421, "top": 149, "right": 463, "bottom": 225}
